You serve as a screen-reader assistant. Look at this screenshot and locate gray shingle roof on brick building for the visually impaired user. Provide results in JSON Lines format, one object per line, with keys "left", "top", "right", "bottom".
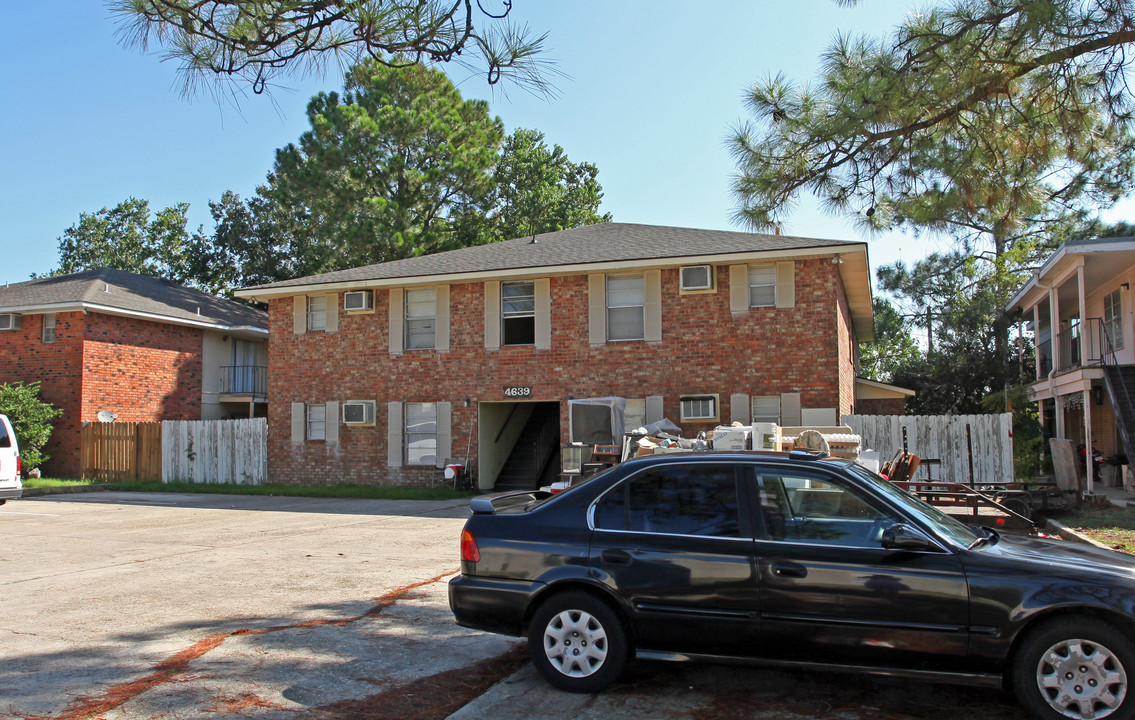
{"left": 239, "top": 222, "right": 866, "bottom": 292}
{"left": 0, "top": 268, "right": 266, "bottom": 330}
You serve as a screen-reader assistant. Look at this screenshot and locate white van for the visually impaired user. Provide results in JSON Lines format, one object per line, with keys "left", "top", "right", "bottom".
{"left": 0, "top": 414, "right": 21, "bottom": 504}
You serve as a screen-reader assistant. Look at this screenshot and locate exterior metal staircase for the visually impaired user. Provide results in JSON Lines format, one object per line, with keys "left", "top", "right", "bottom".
{"left": 1097, "top": 319, "right": 1135, "bottom": 470}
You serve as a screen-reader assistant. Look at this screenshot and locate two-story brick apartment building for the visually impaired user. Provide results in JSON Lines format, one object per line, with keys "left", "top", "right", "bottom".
{"left": 0, "top": 268, "right": 267, "bottom": 477}
{"left": 236, "top": 223, "right": 873, "bottom": 489}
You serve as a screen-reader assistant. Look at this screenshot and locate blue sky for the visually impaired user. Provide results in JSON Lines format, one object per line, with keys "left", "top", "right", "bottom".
{"left": 2, "top": 2, "right": 1128, "bottom": 287}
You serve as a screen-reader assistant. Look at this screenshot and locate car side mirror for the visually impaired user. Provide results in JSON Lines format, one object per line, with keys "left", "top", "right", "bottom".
{"left": 881, "top": 523, "right": 939, "bottom": 552}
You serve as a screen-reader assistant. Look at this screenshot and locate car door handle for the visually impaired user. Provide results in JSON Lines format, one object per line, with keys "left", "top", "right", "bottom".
{"left": 601, "top": 549, "right": 633, "bottom": 565}
{"left": 772, "top": 561, "right": 808, "bottom": 578}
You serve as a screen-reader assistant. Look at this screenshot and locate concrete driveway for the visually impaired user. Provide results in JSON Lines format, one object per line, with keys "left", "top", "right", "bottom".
{"left": 1, "top": 492, "right": 1032, "bottom": 720}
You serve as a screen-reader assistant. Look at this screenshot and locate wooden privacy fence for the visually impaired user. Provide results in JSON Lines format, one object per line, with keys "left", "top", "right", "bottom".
{"left": 80, "top": 421, "right": 162, "bottom": 481}
{"left": 163, "top": 418, "right": 267, "bottom": 485}
{"left": 842, "top": 413, "right": 1014, "bottom": 484}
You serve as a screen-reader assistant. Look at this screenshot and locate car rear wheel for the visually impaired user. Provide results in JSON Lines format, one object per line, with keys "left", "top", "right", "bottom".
{"left": 1014, "top": 617, "right": 1135, "bottom": 720}
{"left": 528, "top": 591, "right": 627, "bottom": 693}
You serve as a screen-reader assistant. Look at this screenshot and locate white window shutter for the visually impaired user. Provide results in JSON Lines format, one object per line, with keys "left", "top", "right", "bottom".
{"left": 644, "top": 269, "right": 662, "bottom": 342}
{"left": 387, "top": 401, "right": 403, "bottom": 467}
{"left": 781, "top": 392, "right": 802, "bottom": 426}
{"left": 645, "top": 395, "right": 664, "bottom": 424}
{"left": 436, "top": 401, "right": 453, "bottom": 468}
{"left": 730, "top": 394, "right": 751, "bottom": 425}
{"left": 291, "top": 402, "right": 305, "bottom": 443}
{"left": 293, "top": 296, "right": 307, "bottom": 334}
{"left": 325, "top": 401, "right": 339, "bottom": 443}
{"left": 388, "top": 288, "right": 404, "bottom": 355}
{"left": 588, "top": 274, "right": 605, "bottom": 346}
{"left": 535, "top": 278, "right": 551, "bottom": 349}
{"left": 436, "top": 285, "right": 450, "bottom": 351}
{"left": 776, "top": 261, "right": 795, "bottom": 309}
{"left": 325, "top": 294, "right": 339, "bottom": 332}
{"left": 484, "top": 281, "right": 501, "bottom": 349}
{"left": 729, "top": 265, "right": 748, "bottom": 312}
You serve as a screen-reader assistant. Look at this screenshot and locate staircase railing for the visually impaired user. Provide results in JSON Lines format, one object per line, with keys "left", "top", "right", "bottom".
{"left": 1092, "top": 318, "right": 1135, "bottom": 467}
{"left": 531, "top": 408, "right": 560, "bottom": 482}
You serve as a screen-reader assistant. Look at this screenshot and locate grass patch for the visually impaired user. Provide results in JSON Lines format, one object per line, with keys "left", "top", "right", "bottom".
{"left": 103, "top": 480, "right": 475, "bottom": 501}
{"left": 23, "top": 478, "right": 101, "bottom": 488}
{"left": 1052, "top": 505, "right": 1135, "bottom": 554}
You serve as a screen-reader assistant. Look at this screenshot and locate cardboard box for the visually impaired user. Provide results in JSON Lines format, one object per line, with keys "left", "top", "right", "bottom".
{"left": 711, "top": 426, "right": 751, "bottom": 451}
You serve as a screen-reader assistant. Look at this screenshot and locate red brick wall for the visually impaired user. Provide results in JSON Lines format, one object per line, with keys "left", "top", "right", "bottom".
{"left": 0, "top": 311, "right": 203, "bottom": 477}
{"left": 0, "top": 312, "right": 85, "bottom": 476}
{"left": 835, "top": 270, "right": 857, "bottom": 418}
{"left": 269, "top": 257, "right": 860, "bottom": 486}
{"left": 858, "top": 398, "right": 906, "bottom": 416}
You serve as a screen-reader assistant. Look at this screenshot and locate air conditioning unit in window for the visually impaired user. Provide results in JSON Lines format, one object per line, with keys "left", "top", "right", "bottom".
{"left": 0, "top": 313, "right": 22, "bottom": 331}
{"left": 343, "top": 290, "right": 373, "bottom": 311}
{"left": 342, "top": 400, "right": 376, "bottom": 425}
{"left": 680, "top": 265, "right": 714, "bottom": 291}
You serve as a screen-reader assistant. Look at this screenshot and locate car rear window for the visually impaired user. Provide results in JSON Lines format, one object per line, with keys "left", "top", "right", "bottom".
{"left": 594, "top": 464, "right": 741, "bottom": 537}
{"left": 0, "top": 421, "right": 9, "bottom": 449}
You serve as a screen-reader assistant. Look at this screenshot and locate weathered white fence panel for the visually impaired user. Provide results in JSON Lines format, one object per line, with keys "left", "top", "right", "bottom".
{"left": 162, "top": 418, "right": 267, "bottom": 484}
{"left": 842, "top": 413, "right": 1014, "bottom": 484}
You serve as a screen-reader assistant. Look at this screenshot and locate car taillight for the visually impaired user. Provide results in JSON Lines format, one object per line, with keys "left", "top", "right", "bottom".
{"left": 15, "top": 456, "right": 20, "bottom": 477}
{"left": 461, "top": 528, "right": 480, "bottom": 563}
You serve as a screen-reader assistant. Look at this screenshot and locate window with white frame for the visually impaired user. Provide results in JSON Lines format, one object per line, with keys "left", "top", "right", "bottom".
{"left": 1105, "top": 288, "right": 1124, "bottom": 351}
{"left": 405, "top": 288, "right": 437, "bottom": 350}
{"left": 607, "top": 274, "right": 645, "bottom": 341}
{"left": 307, "top": 295, "right": 327, "bottom": 332}
{"left": 624, "top": 398, "right": 647, "bottom": 433}
{"left": 680, "top": 394, "right": 719, "bottom": 422}
{"left": 752, "top": 395, "right": 781, "bottom": 424}
{"left": 502, "top": 280, "right": 535, "bottom": 345}
{"left": 748, "top": 265, "right": 776, "bottom": 307}
{"left": 405, "top": 402, "right": 437, "bottom": 465}
{"left": 307, "top": 404, "right": 327, "bottom": 441}
{"left": 42, "top": 314, "right": 56, "bottom": 343}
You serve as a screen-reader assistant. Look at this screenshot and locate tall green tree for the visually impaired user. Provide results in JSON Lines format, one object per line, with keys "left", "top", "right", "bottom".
{"left": 0, "top": 382, "right": 63, "bottom": 471}
{"left": 110, "top": 0, "right": 555, "bottom": 99}
{"left": 858, "top": 297, "right": 921, "bottom": 384}
{"left": 260, "top": 60, "right": 505, "bottom": 277}
{"left": 51, "top": 198, "right": 210, "bottom": 289}
{"left": 476, "top": 128, "right": 611, "bottom": 243}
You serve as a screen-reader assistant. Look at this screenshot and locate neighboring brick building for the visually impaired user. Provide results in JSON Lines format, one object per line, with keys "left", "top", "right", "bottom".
{"left": 236, "top": 223, "right": 879, "bottom": 489}
{"left": 0, "top": 269, "right": 267, "bottom": 477}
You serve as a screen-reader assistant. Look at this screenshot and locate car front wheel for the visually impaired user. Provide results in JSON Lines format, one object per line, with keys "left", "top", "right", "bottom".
{"left": 528, "top": 591, "right": 627, "bottom": 693}
{"left": 1014, "top": 617, "right": 1135, "bottom": 720}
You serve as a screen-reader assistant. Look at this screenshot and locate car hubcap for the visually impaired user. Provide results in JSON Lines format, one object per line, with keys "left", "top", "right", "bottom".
{"left": 1037, "top": 638, "right": 1127, "bottom": 719}
{"left": 543, "top": 609, "right": 608, "bottom": 678}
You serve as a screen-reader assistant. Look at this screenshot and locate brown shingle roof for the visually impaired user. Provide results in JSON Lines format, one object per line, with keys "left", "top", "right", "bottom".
{"left": 240, "top": 222, "right": 864, "bottom": 291}
{"left": 0, "top": 268, "right": 266, "bottom": 330}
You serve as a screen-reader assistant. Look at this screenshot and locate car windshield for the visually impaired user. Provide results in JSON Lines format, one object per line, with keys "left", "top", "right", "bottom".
{"left": 842, "top": 462, "right": 983, "bottom": 549}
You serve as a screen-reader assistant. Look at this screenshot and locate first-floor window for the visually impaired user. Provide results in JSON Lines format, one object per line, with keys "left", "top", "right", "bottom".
{"left": 307, "top": 404, "right": 327, "bottom": 440}
{"left": 680, "top": 395, "right": 718, "bottom": 422}
{"left": 406, "top": 402, "right": 437, "bottom": 465}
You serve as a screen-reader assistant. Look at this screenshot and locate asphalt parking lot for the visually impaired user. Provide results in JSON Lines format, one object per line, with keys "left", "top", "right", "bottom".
{"left": 1, "top": 492, "right": 1032, "bottom": 720}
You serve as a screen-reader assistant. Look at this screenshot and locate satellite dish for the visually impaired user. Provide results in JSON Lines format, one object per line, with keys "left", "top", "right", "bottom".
{"left": 96, "top": 410, "right": 118, "bottom": 423}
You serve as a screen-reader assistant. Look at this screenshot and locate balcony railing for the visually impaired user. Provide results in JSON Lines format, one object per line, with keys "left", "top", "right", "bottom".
{"left": 1050, "top": 319, "right": 1107, "bottom": 375}
{"left": 221, "top": 365, "right": 267, "bottom": 399}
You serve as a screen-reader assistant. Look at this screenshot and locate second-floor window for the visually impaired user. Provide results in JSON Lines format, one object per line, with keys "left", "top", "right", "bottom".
{"left": 405, "top": 288, "right": 437, "bottom": 350}
{"left": 607, "top": 274, "right": 645, "bottom": 341}
{"left": 42, "top": 313, "right": 56, "bottom": 343}
{"left": 307, "top": 295, "right": 327, "bottom": 332}
{"left": 748, "top": 265, "right": 777, "bottom": 307}
{"left": 502, "top": 280, "right": 535, "bottom": 345}
{"left": 1105, "top": 288, "right": 1124, "bottom": 351}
